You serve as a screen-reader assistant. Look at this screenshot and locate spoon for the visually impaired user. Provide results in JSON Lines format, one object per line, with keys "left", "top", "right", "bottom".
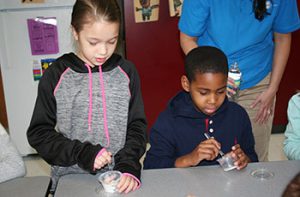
{"left": 106, "top": 148, "right": 114, "bottom": 170}
{"left": 204, "top": 132, "right": 225, "bottom": 157}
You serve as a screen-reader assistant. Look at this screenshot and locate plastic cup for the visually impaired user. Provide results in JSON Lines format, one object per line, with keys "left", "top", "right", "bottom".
{"left": 250, "top": 168, "right": 274, "bottom": 180}
{"left": 217, "top": 153, "right": 237, "bottom": 171}
{"left": 98, "top": 170, "right": 122, "bottom": 193}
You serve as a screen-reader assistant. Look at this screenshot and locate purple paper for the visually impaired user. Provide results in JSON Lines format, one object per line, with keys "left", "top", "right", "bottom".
{"left": 27, "top": 17, "right": 59, "bottom": 55}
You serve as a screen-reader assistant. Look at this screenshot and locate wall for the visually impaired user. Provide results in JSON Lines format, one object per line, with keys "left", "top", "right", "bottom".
{"left": 0, "top": 1, "right": 75, "bottom": 154}
{"left": 124, "top": 0, "right": 184, "bottom": 131}
{"left": 274, "top": 12, "right": 300, "bottom": 125}
{"left": 0, "top": 67, "right": 8, "bottom": 129}
{"left": 124, "top": 0, "right": 300, "bottom": 132}
{"left": 274, "top": 33, "right": 300, "bottom": 125}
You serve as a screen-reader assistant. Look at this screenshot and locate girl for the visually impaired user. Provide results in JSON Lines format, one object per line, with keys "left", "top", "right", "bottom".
{"left": 27, "top": 0, "right": 147, "bottom": 194}
{"left": 179, "top": 0, "right": 300, "bottom": 161}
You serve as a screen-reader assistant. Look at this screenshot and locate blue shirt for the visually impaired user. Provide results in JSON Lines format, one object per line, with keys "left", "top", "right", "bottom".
{"left": 179, "top": 0, "right": 300, "bottom": 89}
{"left": 143, "top": 91, "right": 258, "bottom": 169}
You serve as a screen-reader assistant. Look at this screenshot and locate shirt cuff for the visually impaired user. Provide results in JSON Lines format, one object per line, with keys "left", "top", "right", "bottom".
{"left": 96, "top": 148, "right": 106, "bottom": 158}
{"left": 93, "top": 148, "right": 107, "bottom": 171}
{"left": 122, "top": 173, "right": 141, "bottom": 190}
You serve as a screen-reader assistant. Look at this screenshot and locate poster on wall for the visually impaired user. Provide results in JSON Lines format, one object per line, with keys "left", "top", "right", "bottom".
{"left": 134, "top": 0, "right": 160, "bottom": 23}
{"left": 27, "top": 17, "right": 59, "bottom": 55}
{"left": 41, "top": 58, "right": 56, "bottom": 73}
{"left": 32, "top": 60, "right": 42, "bottom": 81}
{"left": 22, "top": 0, "right": 45, "bottom": 3}
{"left": 169, "top": 0, "right": 183, "bottom": 17}
{"left": 32, "top": 58, "right": 56, "bottom": 81}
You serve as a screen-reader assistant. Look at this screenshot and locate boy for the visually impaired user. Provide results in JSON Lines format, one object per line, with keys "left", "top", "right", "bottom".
{"left": 143, "top": 46, "right": 258, "bottom": 169}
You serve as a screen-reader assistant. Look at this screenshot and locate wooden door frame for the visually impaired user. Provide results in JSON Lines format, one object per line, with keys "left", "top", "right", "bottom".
{"left": 0, "top": 66, "right": 8, "bottom": 129}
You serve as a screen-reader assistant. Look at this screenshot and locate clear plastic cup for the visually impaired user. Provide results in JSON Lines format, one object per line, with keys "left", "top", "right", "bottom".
{"left": 98, "top": 170, "right": 122, "bottom": 193}
{"left": 250, "top": 168, "right": 274, "bottom": 180}
{"left": 217, "top": 153, "right": 237, "bottom": 171}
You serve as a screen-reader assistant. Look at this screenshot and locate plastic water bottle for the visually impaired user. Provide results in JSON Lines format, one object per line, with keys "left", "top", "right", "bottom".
{"left": 227, "top": 62, "right": 242, "bottom": 101}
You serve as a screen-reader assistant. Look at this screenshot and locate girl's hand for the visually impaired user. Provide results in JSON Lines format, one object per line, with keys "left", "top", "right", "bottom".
{"left": 117, "top": 174, "right": 139, "bottom": 194}
{"left": 93, "top": 150, "right": 112, "bottom": 170}
{"left": 231, "top": 144, "right": 250, "bottom": 170}
{"left": 250, "top": 87, "right": 276, "bottom": 124}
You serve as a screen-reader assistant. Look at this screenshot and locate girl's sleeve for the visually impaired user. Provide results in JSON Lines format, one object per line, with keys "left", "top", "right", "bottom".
{"left": 283, "top": 94, "right": 300, "bottom": 160}
{"left": 178, "top": 0, "right": 210, "bottom": 37}
{"left": 273, "top": 0, "right": 300, "bottom": 33}
{"left": 27, "top": 66, "right": 101, "bottom": 172}
{"left": 114, "top": 64, "right": 147, "bottom": 180}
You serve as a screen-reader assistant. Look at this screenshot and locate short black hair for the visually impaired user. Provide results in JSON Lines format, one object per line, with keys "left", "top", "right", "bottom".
{"left": 184, "top": 46, "right": 228, "bottom": 82}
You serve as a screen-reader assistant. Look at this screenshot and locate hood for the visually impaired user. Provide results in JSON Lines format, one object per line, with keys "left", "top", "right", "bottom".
{"left": 168, "top": 91, "right": 228, "bottom": 119}
{"left": 58, "top": 52, "right": 122, "bottom": 72}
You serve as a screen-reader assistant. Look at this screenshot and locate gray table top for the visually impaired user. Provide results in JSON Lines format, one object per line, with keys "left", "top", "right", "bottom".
{"left": 54, "top": 160, "right": 300, "bottom": 197}
{"left": 0, "top": 176, "right": 50, "bottom": 197}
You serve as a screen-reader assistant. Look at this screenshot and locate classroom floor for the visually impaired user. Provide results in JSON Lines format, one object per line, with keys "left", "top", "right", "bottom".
{"left": 23, "top": 133, "right": 288, "bottom": 177}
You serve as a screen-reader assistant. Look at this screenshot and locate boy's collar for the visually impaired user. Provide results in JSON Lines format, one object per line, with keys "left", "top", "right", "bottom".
{"left": 171, "top": 91, "right": 228, "bottom": 118}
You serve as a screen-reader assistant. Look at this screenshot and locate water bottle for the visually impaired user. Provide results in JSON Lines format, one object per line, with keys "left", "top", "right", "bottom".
{"left": 227, "top": 62, "right": 242, "bottom": 101}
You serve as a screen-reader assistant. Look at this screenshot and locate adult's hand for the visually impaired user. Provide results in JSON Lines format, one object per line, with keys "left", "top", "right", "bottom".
{"left": 251, "top": 87, "right": 276, "bottom": 124}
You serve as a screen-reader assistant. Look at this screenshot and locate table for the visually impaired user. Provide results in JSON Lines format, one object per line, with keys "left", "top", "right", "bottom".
{"left": 54, "top": 160, "right": 300, "bottom": 197}
{"left": 0, "top": 176, "right": 50, "bottom": 197}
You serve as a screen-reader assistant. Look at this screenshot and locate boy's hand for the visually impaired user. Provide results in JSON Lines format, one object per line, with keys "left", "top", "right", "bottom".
{"left": 175, "top": 138, "right": 222, "bottom": 167}
{"left": 231, "top": 144, "right": 250, "bottom": 170}
{"left": 195, "top": 138, "right": 221, "bottom": 161}
{"left": 117, "top": 175, "right": 139, "bottom": 194}
{"left": 93, "top": 150, "right": 112, "bottom": 170}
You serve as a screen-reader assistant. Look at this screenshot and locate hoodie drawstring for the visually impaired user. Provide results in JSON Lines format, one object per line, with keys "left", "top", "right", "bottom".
{"left": 205, "top": 118, "right": 209, "bottom": 132}
{"left": 85, "top": 64, "right": 110, "bottom": 147}
{"left": 85, "top": 64, "right": 93, "bottom": 132}
{"left": 99, "top": 65, "right": 110, "bottom": 147}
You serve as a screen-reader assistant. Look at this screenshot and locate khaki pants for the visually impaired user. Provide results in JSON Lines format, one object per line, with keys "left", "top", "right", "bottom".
{"left": 236, "top": 74, "right": 274, "bottom": 162}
